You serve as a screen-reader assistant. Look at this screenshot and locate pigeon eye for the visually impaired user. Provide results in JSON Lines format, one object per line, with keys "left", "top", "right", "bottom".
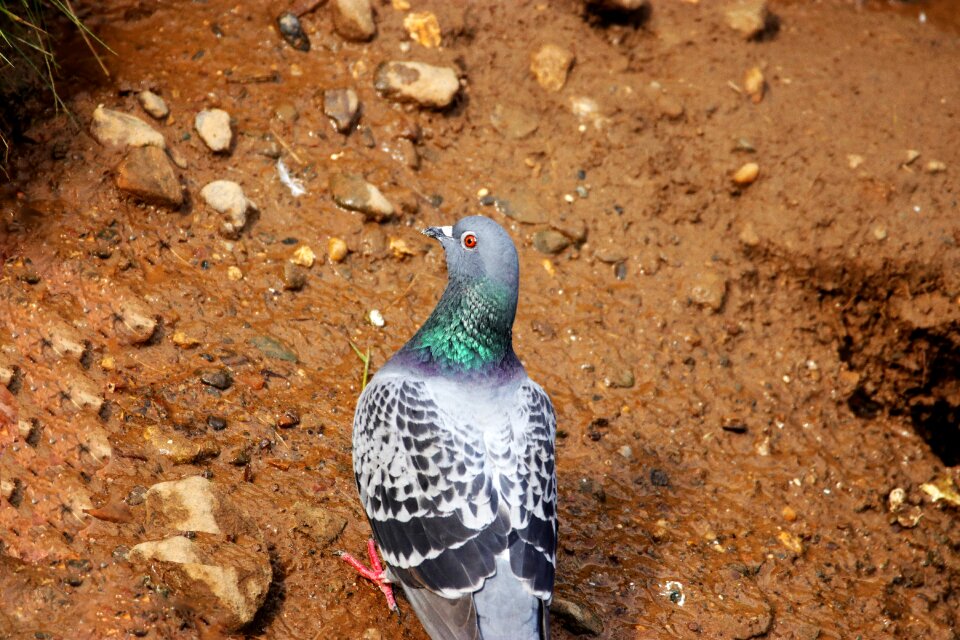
{"left": 461, "top": 233, "right": 478, "bottom": 249}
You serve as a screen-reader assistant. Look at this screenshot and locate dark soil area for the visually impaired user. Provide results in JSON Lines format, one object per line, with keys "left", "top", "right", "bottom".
{"left": 1, "top": 1, "right": 959, "bottom": 638}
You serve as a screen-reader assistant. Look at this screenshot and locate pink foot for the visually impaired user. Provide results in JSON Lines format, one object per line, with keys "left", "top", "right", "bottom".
{"left": 339, "top": 538, "right": 398, "bottom": 612}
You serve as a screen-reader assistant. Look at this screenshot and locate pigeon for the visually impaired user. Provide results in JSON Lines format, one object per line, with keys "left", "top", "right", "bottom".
{"left": 344, "top": 215, "right": 558, "bottom": 640}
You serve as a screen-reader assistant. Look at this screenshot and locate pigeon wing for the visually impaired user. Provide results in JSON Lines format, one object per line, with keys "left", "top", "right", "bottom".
{"left": 353, "top": 375, "right": 510, "bottom": 598}
{"left": 505, "top": 380, "right": 558, "bottom": 599}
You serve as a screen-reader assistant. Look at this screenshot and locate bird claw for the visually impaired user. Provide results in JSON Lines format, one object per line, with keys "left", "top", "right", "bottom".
{"left": 339, "top": 538, "right": 398, "bottom": 612}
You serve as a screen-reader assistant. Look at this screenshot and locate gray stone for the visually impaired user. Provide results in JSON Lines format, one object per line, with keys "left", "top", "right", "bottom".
{"left": 331, "top": 0, "right": 376, "bottom": 41}
{"left": 497, "top": 188, "right": 548, "bottom": 224}
{"left": 115, "top": 146, "right": 182, "bottom": 207}
{"left": 249, "top": 336, "right": 299, "bottom": 362}
{"left": 91, "top": 105, "right": 165, "bottom": 148}
{"left": 329, "top": 173, "right": 395, "bottom": 221}
{"left": 323, "top": 89, "right": 360, "bottom": 133}
{"left": 200, "top": 180, "right": 256, "bottom": 239}
{"left": 137, "top": 90, "right": 169, "bottom": 119}
{"left": 195, "top": 109, "right": 233, "bottom": 153}
{"left": 533, "top": 230, "right": 570, "bottom": 255}
{"left": 374, "top": 61, "right": 460, "bottom": 109}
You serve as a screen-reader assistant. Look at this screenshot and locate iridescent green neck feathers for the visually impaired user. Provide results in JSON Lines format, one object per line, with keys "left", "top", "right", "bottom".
{"left": 402, "top": 278, "right": 517, "bottom": 373}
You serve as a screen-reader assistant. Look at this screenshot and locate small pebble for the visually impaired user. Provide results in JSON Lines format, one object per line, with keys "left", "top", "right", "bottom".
{"left": 207, "top": 416, "right": 227, "bottom": 431}
{"left": 199, "top": 367, "right": 233, "bottom": 390}
{"left": 277, "top": 409, "right": 301, "bottom": 428}
{"left": 650, "top": 468, "right": 670, "bottom": 487}
{"left": 725, "top": 0, "right": 769, "bottom": 40}
{"left": 925, "top": 160, "right": 946, "bottom": 174}
{"left": 904, "top": 149, "right": 921, "bottom": 165}
{"left": 292, "top": 245, "right": 316, "bottom": 268}
{"left": 739, "top": 223, "right": 760, "bottom": 247}
{"left": 331, "top": 0, "right": 376, "bottom": 42}
{"left": 688, "top": 269, "right": 728, "bottom": 312}
{"left": 329, "top": 173, "right": 395, "bottom": 221}
{"left": 172, "top": 331, "right": 201, "bottom": 348}
{"left": 871, "top": 224, "right": 887, "bottom": 241}
{"left": 530, "top": 44, "right": 575, "bottom": 93}
{"left": 374, "top": 61, "right": 461, "bottom": 109}
{"left": 137, "top": 90, "right": 169, "bottom": 119}
{"left": 323, "top": 89, "right": 360, "bottom": 133}
{"left": 90, "top": 105, "right": 165, "bottom": 148}
{"left": 404, "top": 11, "right": 441, "bottom": 48}
{"left": 277, "top": 11, "right": 310, "bottom": 51}
{"left": 533, "top": 230, "right": 570, "bottom": 255}
{"left": 847, "top": 154, "right": 865, "bottom": 169}
{"left": 618, "top": 445, "right": 633, "bottom": 460}
{"left": 733, "top": 162, "right": 760, "bottom": 186}
{"left": 328, "top": 237, "right": 349, "bottom": 263}
{"left": 283, "top": 263, "right": 308, "bottom": 291}
{"left": 782, "top": 506, "right": 797, "bottom": 522}
{"left": 195, "top": 109, "right": 233, "bottom": 153}
{"left": 369, "top": 309, "right": 385, "bottom": 327}
{"left": 743, "top": 66, "right": 765, "bottom": 103}
{"left": 227, "top": 266, "right": 243, "bottom": 281}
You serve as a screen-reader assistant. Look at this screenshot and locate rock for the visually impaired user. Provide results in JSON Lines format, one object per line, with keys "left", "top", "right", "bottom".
{"left": 227, "top": 266, "right": 243, "bottom": 281}
{"left": 277, "top": 11, "right": 310, "bottom": 51}
{"left": 329, "top": 173, "right": 395, "bottom": 221}
{"left": 688, "top": 269, "right": 727, "bottom": 312}
{"left": 533, "top": 230, "right": 570, "bottom": 255}
{"left": 144, "top": 476, "right": 221, "bottom": 534}
{"left": 404, "top": 11, "right": 442, "bottom": 48}
{"left": 207, "top": 416, "right": 227, "bottom": 431}
{"left": 530, "top": 44, "right": 574, "bottom": 93}
{"left": 594, "top": 245, "right": 628, "bottom": 264}
{"left": 904, "top": 149, "right": 921, "bottom": 165}
{"left": 91, "top": 105, "right": 165, "bottom": 148}
{"left": 604, "top": 367, "right": 635, "bottom": 389}
{"left": 195, "top": 109, "right": 233, "bottom": 153}
{"left": 117, "top": 298, "right": 159, "bottom": 344}
{"left": 650, "top": 468, "right": 670, "bottom": 487}
{"left": 328, "top": 237, "right": 349, "bottom": 262}
{"left": 739, "top": 222, "right": 760, "bottom": 247}
{"left": 199, "top": 180, "right": 256, "bottom": 239}
{"left": 926, "top": 160, "right": 947, "bottom": 174}
{"left": 361, "top": 629, "right": 383, "bottom": 640}
{"left": 249, "top": 335, "right": 299, "bottom": 362}
{"left": 743, "top": 66, "right": 765, "bottom": 103}
{"left": 497, "top": 188, "right": 548, "bottom": 224}
{"left": 733, "top": 161, "right": 760, "bottom": 186}
{"left": 490, "top": 103, "right": 539, "bottom": 140}
{"left": 128, "top": 534, "right": 271, "bottom": 631}
{"left": 393, "top": 138, "right": 420, "bottom": 170}
{"left": 142, "top": 424, "right": 221, "bottom": 465}
{"left": 199, "top": 367, "right": 232, "bottom": 390}
{"left": 290, "top": 502, "right": 348, "bottom": 547}
{"left": 282, "top": 263, "right": 308, "bottom": 291}
{"left": 374, "top": 61, "right": 460, "bottom": 109}
{"left": 331, "top": 0, "right": 376, "bottom": 42}
{"left": 618, "top": 445, "right": 633, "bottom": 460}
{"left": 291, "top": 245, "right": 315, "bottom": 267}
{"left": 274, "top": 102, "right": 299, "bottom": 123}
{"left": 137, "top": 90, "right": 169, "bottom": 119}
{"left": 656, "top": 93, "right": 685, "bottom": 120}
{"left": 116, "top": 146, "right": 182, "bottom": 207}
{"left": 725, "top": 0, "right": 769, "bottom": 40}
{"left": 551, "top": 597, "right": 603, "bottom": 636}
{"left": 323, "top": 89, "right": 360, "bottom": 133}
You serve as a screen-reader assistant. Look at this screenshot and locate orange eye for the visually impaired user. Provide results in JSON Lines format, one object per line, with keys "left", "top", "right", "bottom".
{"left": 462, "top": 233, "right": 478, "bottom": 249}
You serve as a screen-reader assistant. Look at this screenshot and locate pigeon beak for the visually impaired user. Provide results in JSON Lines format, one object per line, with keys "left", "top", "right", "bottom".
{"left": 422, "top": 225, "right": 454, "bottom": 241}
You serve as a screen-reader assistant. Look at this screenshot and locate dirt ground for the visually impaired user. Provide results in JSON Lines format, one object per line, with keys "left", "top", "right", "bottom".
{"left": 1, "top": 0, "right": 959, "bottom": 638}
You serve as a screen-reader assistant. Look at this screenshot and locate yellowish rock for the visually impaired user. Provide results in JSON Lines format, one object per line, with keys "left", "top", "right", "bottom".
{"left": 733, "top": 162, "right": 760, "bottom": 186}
{"left": 777, "top": 530, "right": 804, "bottom": 555}
{"left": 743, "top": 66, "right": 764, "bottom": 103}
{"left": 391, "top": 0, "right": 410, "bottom": 9}
{"left": 389, "top": 238, "right": 417, "bottom": 259}
{"left": 172, "top": 331, "right": 201, "bottom": 348}
{"left": 328, "top": 237, "right": 349, "bottom": 263}
{"left": 847, "top": 154, "right": 865, "bottom": 169}
{"left": 292, "top": 245, "right": 316, "bottom": 268}
{"left": 100, "top": 356, "right": 116, "bottom": 371}
{"left": 530, "top": 44, "right": 575, "bottom": 93}
{"left": 921, "top": 474, "right": 960, "bottom": 507}
{"left": 926, "top": 160, "right": 947, "bottom": 174}
{"left": 404, "top": 11, "right": 441, "bottom": 48}
{"left": 227, "top": 266, "right": 243, "bottom": 281}
{"left": 542, "top": 259, "right": 556, "bottom": 276}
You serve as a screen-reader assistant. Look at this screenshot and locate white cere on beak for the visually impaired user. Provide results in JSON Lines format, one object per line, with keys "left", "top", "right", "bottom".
{"left": 439, "top": 225, "right": 453, "bottom": 238}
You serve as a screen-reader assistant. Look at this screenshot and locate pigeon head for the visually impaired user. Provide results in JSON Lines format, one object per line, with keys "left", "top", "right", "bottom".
{"left": 423, "top": 215, "right": 519, "bottom": 291}
{"left": 400, "top": 215, "right": 522, "bottom": 375}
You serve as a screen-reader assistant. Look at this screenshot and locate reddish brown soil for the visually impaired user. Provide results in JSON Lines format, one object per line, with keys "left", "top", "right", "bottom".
{"left": 1, "top": 1, "right": 959, "bottom": 639}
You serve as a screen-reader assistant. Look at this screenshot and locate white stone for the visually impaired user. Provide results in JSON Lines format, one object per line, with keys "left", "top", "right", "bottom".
{"left": 91, "top": 105, "right": 165, "bottom": 148}
{"left": 195, "top": 109, "right": 233, "bottom": 152}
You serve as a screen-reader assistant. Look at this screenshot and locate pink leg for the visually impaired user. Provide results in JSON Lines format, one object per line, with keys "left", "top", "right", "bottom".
{"left": 339, "top": 539, "right": 398, "bottom": 612}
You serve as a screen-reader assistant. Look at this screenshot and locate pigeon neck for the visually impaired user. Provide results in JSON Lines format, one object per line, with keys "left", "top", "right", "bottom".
{"left": 402, "top": 277, "right": 519, "bottom": 376}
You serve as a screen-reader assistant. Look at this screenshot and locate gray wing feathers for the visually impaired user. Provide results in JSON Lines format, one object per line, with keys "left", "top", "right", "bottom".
{"left": 401, "top": 586, "right": 481, "bottom": 640}
{"left": 353, "top": 375, "right": 557, "bottom": 639}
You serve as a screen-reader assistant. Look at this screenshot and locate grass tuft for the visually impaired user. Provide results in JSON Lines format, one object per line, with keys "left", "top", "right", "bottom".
{"left": 348, "top": 340, "right": 371, "bottom": 391}
{"left": 1, "top": 0, "right": 111, "bottom": 169}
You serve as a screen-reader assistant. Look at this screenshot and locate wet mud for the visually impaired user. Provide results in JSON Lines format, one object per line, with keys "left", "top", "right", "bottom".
{"left": 1, "top": 0, "right": 959, "bottom": 638}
